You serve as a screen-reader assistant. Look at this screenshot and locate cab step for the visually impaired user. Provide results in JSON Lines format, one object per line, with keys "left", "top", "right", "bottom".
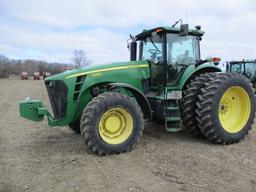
{"left": 164, "top": 99, "right": 182, "bottom": 132}
{"left": 165, "top": 117, "right": 181, "bottom": 122}
{"left": 165, "top": 121, "right": 182, "bottom": 132}
{"left": 166, "top": 106, "right": 180, "bottom": 110}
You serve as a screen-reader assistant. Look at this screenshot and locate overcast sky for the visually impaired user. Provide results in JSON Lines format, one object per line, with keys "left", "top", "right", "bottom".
{"left": 0, "top": 0, "right": 256, "bottom": 64}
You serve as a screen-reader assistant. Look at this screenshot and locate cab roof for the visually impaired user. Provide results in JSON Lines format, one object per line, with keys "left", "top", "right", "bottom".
{"left": 136, "top": 26, "right": 205, "bottom": 40}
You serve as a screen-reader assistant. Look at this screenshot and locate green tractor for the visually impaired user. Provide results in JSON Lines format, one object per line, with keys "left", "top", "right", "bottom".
{"left": 226, "top": 60, "right": 256, "bottom": 87}
{"left": 19, "top": 24, "right": 255, "bottom": 155}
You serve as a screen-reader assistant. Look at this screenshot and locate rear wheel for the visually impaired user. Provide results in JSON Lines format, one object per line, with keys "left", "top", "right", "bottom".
{"left": 181, "top": 73, "right": 217, "bottom": 137}
{"left": 252, "top": 81, "right": 256, "bottom": 90}
{"left": 80, "top": 92, "right": 144, "bottom": 155}
{"left": 196, "top": 73, "right": 255, "bottom": 144}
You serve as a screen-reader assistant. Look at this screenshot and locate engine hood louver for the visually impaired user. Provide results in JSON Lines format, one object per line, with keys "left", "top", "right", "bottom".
{"left": 73, "top": 75, "right": 86, "bottom": 101}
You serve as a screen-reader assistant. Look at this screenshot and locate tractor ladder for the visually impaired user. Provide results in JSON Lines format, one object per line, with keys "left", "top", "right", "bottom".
{"left": 164, "top": 88, "right": 182, "bottom": 132}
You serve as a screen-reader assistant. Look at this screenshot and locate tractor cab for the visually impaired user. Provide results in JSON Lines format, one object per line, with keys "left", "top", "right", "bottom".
{"left": 227, "top": 60, "right": 256, "bottom": 81}
{"left": 128, "top": 24, "right": 221, "bottom": 131}
{"left": 132, "top": 24, "right": 204, "bottom": 85}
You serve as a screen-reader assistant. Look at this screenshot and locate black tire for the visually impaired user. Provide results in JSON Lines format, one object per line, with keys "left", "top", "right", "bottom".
{"left": 196, "top": 73, "right": 255, "bottom": 144}
{"left": 181, "top": 73, "right": 217, "bottom": 137}
{"left": 68, "top": 118, "right": 81, "bottom": 134}
{"left": 252, "top": 81, "right": 256, "bottom": 90}
{"left": 80, "top": 92, "right": 144, "bottom": 155}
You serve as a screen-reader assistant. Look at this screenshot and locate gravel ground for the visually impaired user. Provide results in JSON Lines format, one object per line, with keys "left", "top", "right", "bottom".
{"left": 0, "top": 79, "right": 256, "bottom": 192}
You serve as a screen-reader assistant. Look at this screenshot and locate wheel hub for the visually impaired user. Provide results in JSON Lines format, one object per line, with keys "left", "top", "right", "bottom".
{"left": 100, "top": 111, "right": 125, "bottom": 138}
{"left": 218, "top": 86, "right": 250, "bottom": 133}
{"left": 219, "top": 98, "right": 232, "bottom": 117}
{"left": 99, "top": 108, "right": 133, "bottom": 144}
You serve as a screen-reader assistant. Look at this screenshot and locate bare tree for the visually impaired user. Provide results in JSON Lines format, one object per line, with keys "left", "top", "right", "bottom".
{"left": 0, "top": 55, "right": 10, "bottom": 78}
{"left": 72, "top": 50, "right": 90, "bottom": 68}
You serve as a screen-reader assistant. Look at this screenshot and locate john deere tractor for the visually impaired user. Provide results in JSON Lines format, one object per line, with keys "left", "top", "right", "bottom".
{"left": 226, "top": 60, "right": 256, "bottom": 87}
{"left": 19, "top": 24, "right": 255, "bottom": 155}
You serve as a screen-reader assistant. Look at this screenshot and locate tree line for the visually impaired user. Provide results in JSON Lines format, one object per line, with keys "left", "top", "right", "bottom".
{"left": 0, "top": 50, "right": 91, "bottom": 78}
{"left": 0, "top": 55, "right": 70, "bottom": 78}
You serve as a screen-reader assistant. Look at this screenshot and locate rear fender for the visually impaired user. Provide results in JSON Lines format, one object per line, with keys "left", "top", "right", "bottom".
{"left": 181, "top": 66, "right": 222, "bottom": 90}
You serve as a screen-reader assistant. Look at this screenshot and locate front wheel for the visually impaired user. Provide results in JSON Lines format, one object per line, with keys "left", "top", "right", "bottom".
{"left": 68, "top": 118, "right": 81, "bottom": 134}
{"left": 80, "top": 92, "right": 144, "bottom": 155}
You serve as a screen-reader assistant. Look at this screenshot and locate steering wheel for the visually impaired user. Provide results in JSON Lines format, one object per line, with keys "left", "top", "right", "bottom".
{"left": 149, "top": 49, "right": 161, "bottom": 55}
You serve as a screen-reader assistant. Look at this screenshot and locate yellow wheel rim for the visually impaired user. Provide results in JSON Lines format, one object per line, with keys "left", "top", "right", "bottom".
{"left": 99, "top": 108, "right": 133, "bottom": 144}
{"left": 218, "top": 86, "right": 251, "bottom": 133}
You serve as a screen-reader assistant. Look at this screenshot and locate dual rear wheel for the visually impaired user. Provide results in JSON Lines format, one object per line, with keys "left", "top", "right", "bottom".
{"left": 182, "top": 72, "right": 255, "bottom": 144}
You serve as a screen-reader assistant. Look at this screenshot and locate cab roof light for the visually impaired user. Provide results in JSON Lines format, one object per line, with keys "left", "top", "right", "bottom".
{"left": 155, "top": 28, "right": 163, "bottom": 33}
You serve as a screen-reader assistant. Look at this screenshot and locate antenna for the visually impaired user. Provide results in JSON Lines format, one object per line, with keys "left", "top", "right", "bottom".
{"left": 172, "top": 19, "right": 183, "bottom": 28}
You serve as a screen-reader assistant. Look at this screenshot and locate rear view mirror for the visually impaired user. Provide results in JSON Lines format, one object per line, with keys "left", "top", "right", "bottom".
{"left": 226, "top": 63, "right": 230, "bottom": 72}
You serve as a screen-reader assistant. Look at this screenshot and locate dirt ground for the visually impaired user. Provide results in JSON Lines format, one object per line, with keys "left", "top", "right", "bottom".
{"left": 1, "top": 79, "right": 256, "bottom": 192}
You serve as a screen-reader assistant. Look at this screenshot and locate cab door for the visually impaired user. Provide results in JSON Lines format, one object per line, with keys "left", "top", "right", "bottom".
{"left": 139, "top": 33, "right": 167, "bottom": 85}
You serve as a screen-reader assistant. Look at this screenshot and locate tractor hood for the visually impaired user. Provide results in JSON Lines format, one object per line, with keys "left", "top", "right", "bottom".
{"left": 42, "top": 60, "right": 149, "bottom": 126}
{"left": 45, "top": 61, "right": 148, "bottom": 81}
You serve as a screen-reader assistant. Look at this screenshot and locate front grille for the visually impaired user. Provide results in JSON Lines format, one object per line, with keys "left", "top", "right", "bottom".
{"left": 45, "top": 80, "right": 68, "bottom": 119}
